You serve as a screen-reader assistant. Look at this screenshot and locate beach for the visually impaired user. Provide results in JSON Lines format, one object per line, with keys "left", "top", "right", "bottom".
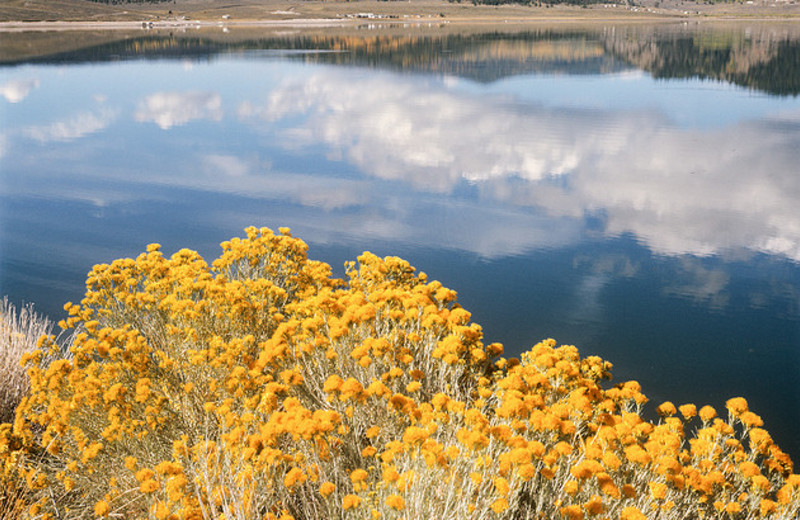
{"left": 2, "top": 0, "right": 800, "bottom": 31}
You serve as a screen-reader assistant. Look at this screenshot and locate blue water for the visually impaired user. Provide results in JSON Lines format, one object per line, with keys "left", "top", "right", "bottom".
{"left": 1, "top": 25, "right": 799, "bottom": 460}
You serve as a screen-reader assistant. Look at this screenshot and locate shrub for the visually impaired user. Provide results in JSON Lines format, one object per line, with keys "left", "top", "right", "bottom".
{"left": 2, "top": 226, "right": 799, "bottom": 519}
{"left": 0, "top": 297, "right": 63, "bottom": 519}
{"left": 0, "top": 297, "right": 57, "bottom": 424}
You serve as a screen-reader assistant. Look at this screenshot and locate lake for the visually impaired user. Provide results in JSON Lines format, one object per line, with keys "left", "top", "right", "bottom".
{"left": 1, "top": 21, "right": 799, "bottom": 461}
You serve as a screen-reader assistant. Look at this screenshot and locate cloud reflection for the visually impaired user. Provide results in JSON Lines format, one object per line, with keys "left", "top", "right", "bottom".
{"left": 0, "top": 79, "right": 39, "bottom": 103}
{"left": 5, "top": 67, "right": 798, "bottom": 264}
{"left": 22, "top": 108, "right": 116, "bottom": 142}
{"left": 204, "top": 154, "right": 250, "bottom": 177}
{"left": 135, "top": 91, "right": 223, "bottom": 129}
{"left": 261, "top": 71, "right": 800, "bottom": 261}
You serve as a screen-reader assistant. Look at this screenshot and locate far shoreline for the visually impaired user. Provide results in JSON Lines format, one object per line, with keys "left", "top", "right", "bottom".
{"left": 5, "top": 13, "right": 800, "bottom": 33}
{"left": 2, "top": 0, "right": 800, "bottom": 32}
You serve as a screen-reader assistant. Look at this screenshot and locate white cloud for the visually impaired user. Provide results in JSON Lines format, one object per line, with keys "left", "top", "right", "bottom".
{"left": 135, "top": 91, "right": 222, "bottom": 129}
{"left": 0, "top": 79, "right": 39, "bottom": 103}
{"left": 22, "top": 108, "right": 116, "bottom": 142}
{"left": 204, "top": 154, "right": 250, "bottom": 177}
{"left": 197, "top": 154, "right": 365, "bottom": 210}
{"left": 260, "top": 70, "right": 800, "bottom": 261}
{"left": 663, "top": 258, "right": 730, "bottom": 308}
{"left": 9, "top": 68, "right": 798, "bottom": 264}
{"left": 265, "top": 73, "right": 628, "bottom": 193}
{"left": 236, "top": 100, "right": 256, "bottom": 119}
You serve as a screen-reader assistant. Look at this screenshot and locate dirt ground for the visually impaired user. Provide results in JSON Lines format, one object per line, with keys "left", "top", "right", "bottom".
{"left": 1, "top": 0, "right": 799, "bottom": 27}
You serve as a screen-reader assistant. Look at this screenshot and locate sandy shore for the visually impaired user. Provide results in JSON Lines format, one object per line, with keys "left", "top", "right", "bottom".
{"left": 0, "top": 19, "right": 356, "bottom": 31}
{"left": 2, "top": 0, "right": 799, "bottom": 31}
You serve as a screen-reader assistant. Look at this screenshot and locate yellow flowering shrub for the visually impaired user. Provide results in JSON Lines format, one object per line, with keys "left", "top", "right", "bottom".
{"left": 0, "top": 226, "right": 798, "bottom": 519}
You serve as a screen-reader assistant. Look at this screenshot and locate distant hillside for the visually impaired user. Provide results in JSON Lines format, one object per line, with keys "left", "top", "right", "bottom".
{"left": 3, "top": 26, "right": 799, "bottom": 95}
{"left": 602, "top": 24, "right": 800, "bottom": 96}
{"left": 0, "top": 29, "right": 629, "bottom": 79}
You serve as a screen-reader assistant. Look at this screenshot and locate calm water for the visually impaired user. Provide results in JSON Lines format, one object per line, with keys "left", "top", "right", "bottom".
{"left": 1, "top": 22, "right": 799, "bottom": 460}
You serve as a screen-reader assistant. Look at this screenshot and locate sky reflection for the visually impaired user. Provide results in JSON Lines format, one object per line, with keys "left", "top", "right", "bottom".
{"left": 4, "top": 61, "right": 799, "bottom": 262}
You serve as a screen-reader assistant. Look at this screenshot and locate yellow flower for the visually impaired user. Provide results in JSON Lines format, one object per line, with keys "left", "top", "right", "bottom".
{"left": 284, "top": 467, "right": 306, "bottom": 488}
{"left": 323, "top": 375, "right": 344, "bottom": 393}
{"left": 740, "top": 411, "right": 764, "bottom": 428}
{"left": 602, "top": 452, "right": 622, "bottom": 471}
{"left": 406, "top": 381, "right": 422, "bottom": 393}
{"left": 596, "top": 473, "right": 620, "bottom": 499}
{"left": 340, "top": 378, "right": 364, "bottom": 400}
{"left": 621, "top": 485, "right": 637, "bottom": 499}
{"left": 342, "top": 494, "right": 362, "bottom": 510}
{"left": 362, "top": 446, "right": 377, "bottom": 457}
{"left": 725, "top": 397, "right": 749, "bottom": 416}
{"left": 166, "top": 474, "right": 187, "bottom": 502}
{"left": 139, "top": 479, "right": 159, "bottom": 494}
{"left": 649, "top": 481, "right": 667, "bottom": 500}
{"left": 559, "top": 504, "right": 583, "bottom": 520}
{"left": 386, "top": 494, "right": 405, "bottom": 511}
{"left": 491, "top": 498, "right": 509, "bottom": 514}
{"left": 678, "top": 404, "right": 697, "bottom": 420}
{"left": 153, "top": 500, "right": 170, "bottom": 520}
{"left": 319, "top": 481, "right": 335, "bottom": 497}
{"left": 571, "top": 460, "right": 604, "bottom": 480}
{"left": 760, "top": 499, "right": 777, "bottom": 516}
{"left": 94, "top": 500, "right": 110, "bottom": 517}
{"left": 751, "top": 475, "right": 771, "bottom": 493}
{"left": 620, "top": 506, "right": 647, "bottom": 520}
{"left": 402, "top": 426, "right": 428, "bottom": 445}
{"left": 564, "top": 480, "right": 580, "bottom": 495}
{"left": 383, "top": 466, "right": 400, "bottom": 484}
{"left": 656, "top": 401, "right": 677, "bottom": 417}
{"left": 518, "top": 463, "right": 536, "bottom": 481}
{"left": 154, "top": 461, "right": 182, "bottom": 476}
{"left": 584, "top": 495, "right": 604, "bottom": 516}
{"left": 554, "top": 442, "right": 573, "bottom": 456}
{"left": 124, "top": 456, "right": 138, "bottom": 471}
{"left": 739, "top": 461, "right": 761, "bottom": 478}
{"left": 698, "top": 405, "right": 717, "bottom": 422}
{"left": 749, "top": 428, "right": 773, "bottom": 450}
{"left": 494, "top": 477, "right": 510, "bottom": 496}
{"left": 135, "top": 468, "right": 155, "bottom": 482}
{"left": 624, "top": 445, "right": 651, "bottom": 466}
{"left": 350, "top": 469, "right": 369, "bottom": 483}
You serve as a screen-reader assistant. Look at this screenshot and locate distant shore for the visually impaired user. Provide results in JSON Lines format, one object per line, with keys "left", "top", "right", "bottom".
{"left": 0, "top": 19, "right": 355, "bottom": 31}
{"left": 2, "top": 0, "right": 800, "bottom": 31}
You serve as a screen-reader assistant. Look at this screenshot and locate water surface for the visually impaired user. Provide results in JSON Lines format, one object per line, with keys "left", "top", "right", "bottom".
{"left": 1, "top": 22, "right": 799, "bottom": 459}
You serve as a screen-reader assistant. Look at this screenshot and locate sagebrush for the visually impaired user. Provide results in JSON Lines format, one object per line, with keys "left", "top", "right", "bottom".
{"left": 1, "top": 226, "right": 798, "bottom": 520}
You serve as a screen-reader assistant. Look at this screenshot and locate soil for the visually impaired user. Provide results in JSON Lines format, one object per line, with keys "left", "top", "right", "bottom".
{"left": 1, "top": 0, "right": 799, "bottom": 28}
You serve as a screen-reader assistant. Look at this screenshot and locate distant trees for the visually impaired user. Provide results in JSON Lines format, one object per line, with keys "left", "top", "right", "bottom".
{"left": 85, "top": 0, "right": 171, "bottom": 4}
{"left": 449, "top": 0, "right": 605, "bottom": 7}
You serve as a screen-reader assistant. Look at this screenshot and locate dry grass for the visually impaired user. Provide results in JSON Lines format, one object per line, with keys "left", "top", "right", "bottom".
{"left": 0, "top": 298, "right": 58, "bottom": 520}
{"left": 2, "top": 0, "right": 799, "bottom": 25}
{"left": 0, "top": 297, "right": 55, "bottom": 425}
{"left": 0, "top": 481, "right": 28, "bottom": 520}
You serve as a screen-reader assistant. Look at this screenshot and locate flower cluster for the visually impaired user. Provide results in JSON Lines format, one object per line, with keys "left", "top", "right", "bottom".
{"left": 1, "top": 226, "right": 798, "bottom": 520}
